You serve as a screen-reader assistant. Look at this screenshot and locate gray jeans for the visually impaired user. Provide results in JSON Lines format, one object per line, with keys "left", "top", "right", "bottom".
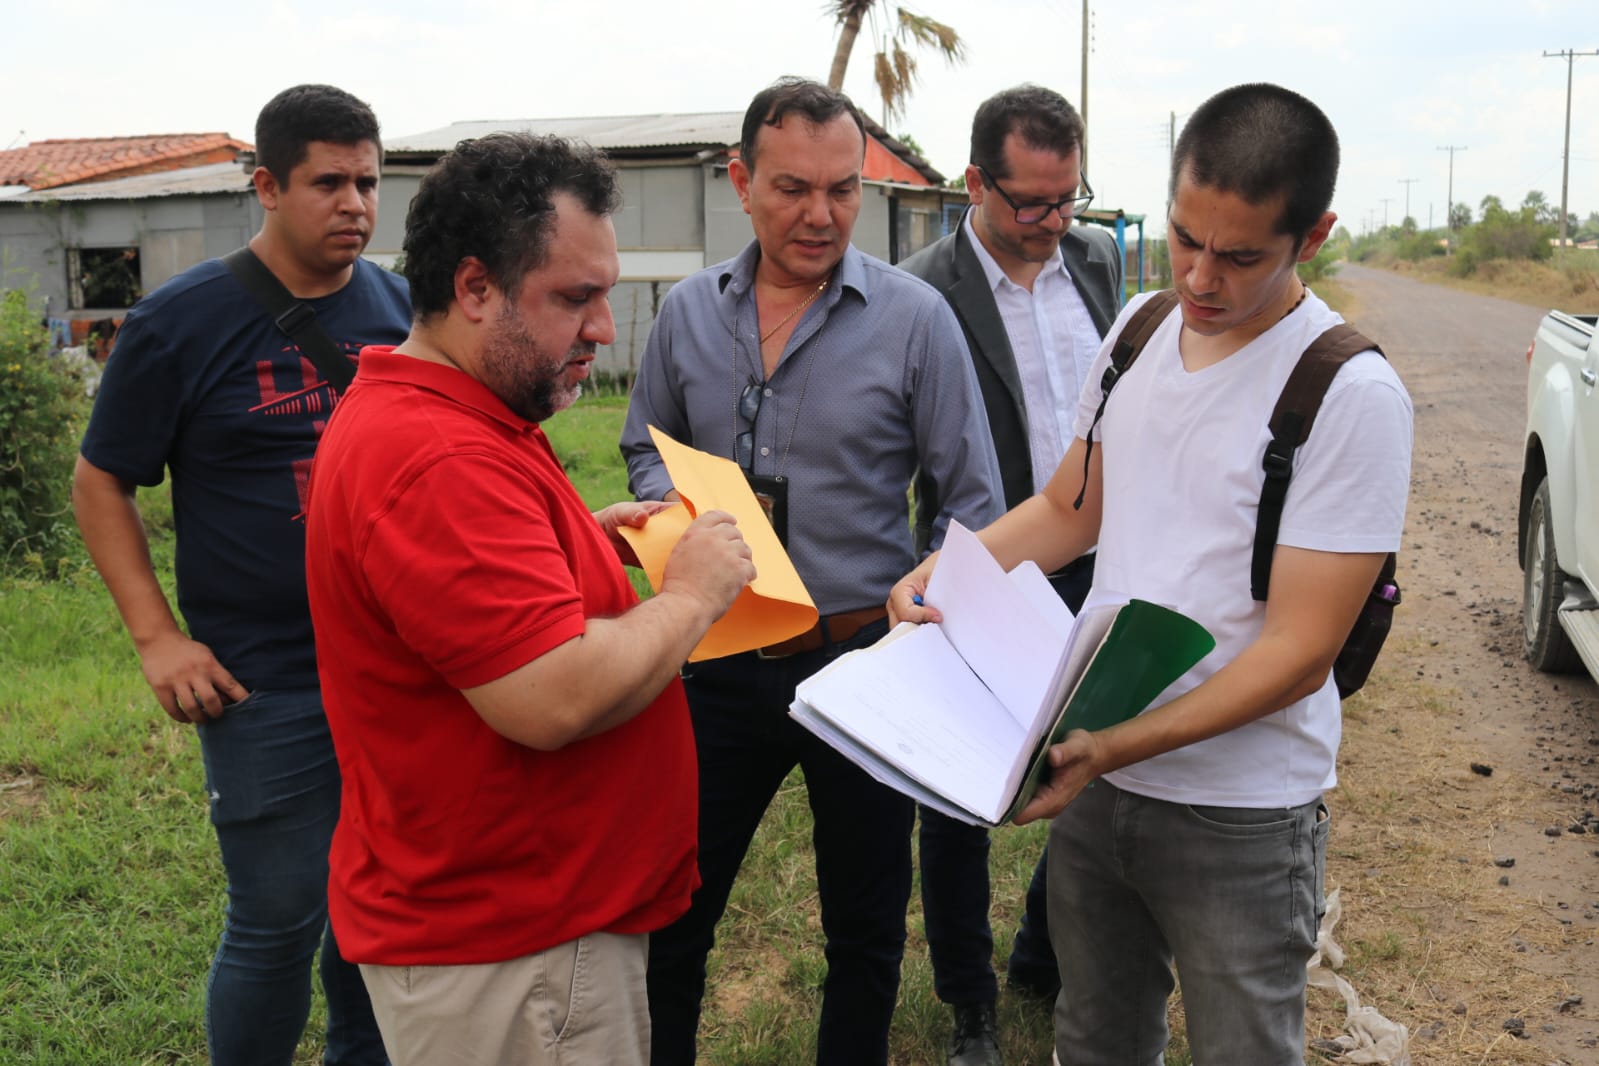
{"left": 1048, "top": 780, "right": 1328, "bottom": 1066}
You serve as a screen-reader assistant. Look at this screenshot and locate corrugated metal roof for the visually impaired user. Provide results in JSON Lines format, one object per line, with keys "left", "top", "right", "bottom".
{"left": 7, "top": 161, "right": 252, "bottom": 202}
{"left": 387, "top": 110, "right": 944, "bottom": 185}
{"left": 388, "top": 113, "right": 745, "bottom": 154}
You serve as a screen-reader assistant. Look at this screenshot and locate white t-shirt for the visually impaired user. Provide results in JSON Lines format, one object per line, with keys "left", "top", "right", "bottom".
{"left": 1072, "top": 289, "right": 1413, "bottom": 807}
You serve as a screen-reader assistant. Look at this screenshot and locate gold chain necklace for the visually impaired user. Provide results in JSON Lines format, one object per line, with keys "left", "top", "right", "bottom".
{"left": 759, "top": 276, "right": 829, "bottom": 344}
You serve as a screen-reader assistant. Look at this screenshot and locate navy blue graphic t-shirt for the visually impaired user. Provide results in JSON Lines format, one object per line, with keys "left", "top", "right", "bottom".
{"left": 81, "top": 256, "right": 411, "bottom": 689}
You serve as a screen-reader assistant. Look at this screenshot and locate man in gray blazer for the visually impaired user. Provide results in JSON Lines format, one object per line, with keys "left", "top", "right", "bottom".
{"left": 899, "top": 84, "right": 1123, "bottom": 1066}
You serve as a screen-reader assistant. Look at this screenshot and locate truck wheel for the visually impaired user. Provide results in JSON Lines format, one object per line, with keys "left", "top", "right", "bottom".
{"left": 1524, "top": 476, "right": 1582, "bottom": 672}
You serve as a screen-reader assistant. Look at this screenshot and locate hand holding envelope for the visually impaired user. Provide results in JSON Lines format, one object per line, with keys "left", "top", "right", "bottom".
{"left": 617, "top": 426, "right": 818, "bottom": 661}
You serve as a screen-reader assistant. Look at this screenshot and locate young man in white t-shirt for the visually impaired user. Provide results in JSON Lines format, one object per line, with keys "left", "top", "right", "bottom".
{"left": 890, "top": 82, "right": 1413, "bottom": 1065}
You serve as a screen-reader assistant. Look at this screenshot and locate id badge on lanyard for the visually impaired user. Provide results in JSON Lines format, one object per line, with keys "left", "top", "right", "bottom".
{"left": 743, "top": 472, "right": 789, "bottom": 548}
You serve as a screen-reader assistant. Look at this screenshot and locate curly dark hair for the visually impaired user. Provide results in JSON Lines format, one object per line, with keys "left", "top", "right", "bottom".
{"left": 740, "top": 76, "right": 865, "bottom": 173}
{"left": 1171, "top": 83, "right": 1339, "bottom": 243}
{"left": 254, "top": 84, "right": 380, "bottom": 184}
{"left": 969, "top": 84, "right": 1084, "bottom": 179}
{"left": 402, "top": 133, "right": 621, "bottom": 319}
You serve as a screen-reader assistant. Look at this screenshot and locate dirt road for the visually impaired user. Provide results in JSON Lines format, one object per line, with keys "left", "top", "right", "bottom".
{"left": 1335, "top": 262, "right": 1599, "bottom": 1063}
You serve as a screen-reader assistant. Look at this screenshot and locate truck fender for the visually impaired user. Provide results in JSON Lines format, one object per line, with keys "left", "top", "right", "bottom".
{"left": 1524, "top": 358, "right": 1581, "bottom": 576}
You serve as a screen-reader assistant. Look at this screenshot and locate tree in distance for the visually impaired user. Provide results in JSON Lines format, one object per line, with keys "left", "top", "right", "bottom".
{"left": 825, "top": 1, "right": 966, "bottom": 121}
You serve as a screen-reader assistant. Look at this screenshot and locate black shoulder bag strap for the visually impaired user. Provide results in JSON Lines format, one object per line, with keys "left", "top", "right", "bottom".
{"left": 1072, "top": 289, "right": 1181, "bottom": 509}
{"left": 222, "top": 246, "right": 355, "bottom": 393}
{"left": 1251, "top": 324, "right": 1388, "bottom": 600}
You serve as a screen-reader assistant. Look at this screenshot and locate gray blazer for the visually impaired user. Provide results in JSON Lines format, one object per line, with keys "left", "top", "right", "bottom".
{"left": 901, "top": 213, "right": 1124, "bottom": 550}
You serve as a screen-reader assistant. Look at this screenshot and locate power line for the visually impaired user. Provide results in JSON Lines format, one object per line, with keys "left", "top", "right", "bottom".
{"left": 1542, "top": 48, "right": 1599, "bottom": 246}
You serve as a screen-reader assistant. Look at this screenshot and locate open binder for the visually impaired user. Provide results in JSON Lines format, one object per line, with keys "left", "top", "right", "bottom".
{"left": 790, "top": 522, "right": 1214, "bottom": 826}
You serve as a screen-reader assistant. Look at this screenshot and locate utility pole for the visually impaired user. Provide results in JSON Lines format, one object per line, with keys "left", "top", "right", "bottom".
{"left": 1378, "top": 197, "right": 1394, "bottom": 230}
{"left": 1398, "top": 178, "right": 1418, "bottom": 225}
{"left": 1166, "top": 110, "right": 1176, "bottom": 221}
{"left": 1543, "top": 48, "right": 1599, "bottom": 248}
{"left": 1437, "top": 144, "right": 1467, "bottom": 247}
{"left": 1080, "top": 1, "right": 1090, "bottom": 174}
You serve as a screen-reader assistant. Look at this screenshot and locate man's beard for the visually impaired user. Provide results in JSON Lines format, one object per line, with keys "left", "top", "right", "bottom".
{"left": 481, "top": 302, "right": 588, "bottom": 423}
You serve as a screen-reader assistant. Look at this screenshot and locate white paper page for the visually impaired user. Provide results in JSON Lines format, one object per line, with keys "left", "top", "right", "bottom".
{"left": 789, "top": 699, "right": 988, "bottom": 825}
{"left": 923, "top": 522, "right": 1066, "bottom": 731}
{"left": 1007, "top": 559, "right": 1074, "bottom": 642}
{"left": 999, "top": 601, "right": 1123, "bottom": 803}
{"left": 794, "top": 620, "right": 1024, "bottom": 820}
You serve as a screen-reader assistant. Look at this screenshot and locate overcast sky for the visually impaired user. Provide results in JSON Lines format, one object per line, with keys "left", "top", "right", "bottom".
{"left": 8, "top": 1, "right": 1596, "bottom": 238}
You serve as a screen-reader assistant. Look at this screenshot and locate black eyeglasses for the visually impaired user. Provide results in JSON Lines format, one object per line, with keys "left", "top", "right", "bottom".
{"left": 735, "top": 379, "right": 764, "bottom": 470}
{"left": 976, "top": 165, "right": 1094, "bottom": 224}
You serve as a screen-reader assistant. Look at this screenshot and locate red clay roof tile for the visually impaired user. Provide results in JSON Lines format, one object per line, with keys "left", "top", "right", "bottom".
{"left": 0, "top": 133, "right": 251, "bottom": 190}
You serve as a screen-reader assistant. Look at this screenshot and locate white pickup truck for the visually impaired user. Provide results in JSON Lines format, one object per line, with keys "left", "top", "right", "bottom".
{"left": 1521, "top": 309, "right": 1599, "bottom": 679}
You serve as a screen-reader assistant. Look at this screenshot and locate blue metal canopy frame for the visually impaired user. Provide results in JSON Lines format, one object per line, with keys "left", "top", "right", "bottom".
{"left": 1078, "top": 208, "right": 1149, "bottom": 307}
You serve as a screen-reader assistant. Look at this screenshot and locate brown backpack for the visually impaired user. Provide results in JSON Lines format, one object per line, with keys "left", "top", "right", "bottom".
{"left": 1081, "top": 290, "right": 1401, "bottom": 698}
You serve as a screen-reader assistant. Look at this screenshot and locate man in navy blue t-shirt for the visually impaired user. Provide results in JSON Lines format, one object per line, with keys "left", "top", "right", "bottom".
{"left": 73, "top": 84, "right": 410, "bottom": 1066}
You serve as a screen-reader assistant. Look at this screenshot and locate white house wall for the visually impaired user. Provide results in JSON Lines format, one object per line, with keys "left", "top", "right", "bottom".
{"left": 0, "top": 191, "right": 257, "bottom": 315}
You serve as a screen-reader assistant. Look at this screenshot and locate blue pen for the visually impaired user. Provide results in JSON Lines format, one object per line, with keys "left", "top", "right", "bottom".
{"left": 912, "top": 594, "right": 924, "bottom": 606}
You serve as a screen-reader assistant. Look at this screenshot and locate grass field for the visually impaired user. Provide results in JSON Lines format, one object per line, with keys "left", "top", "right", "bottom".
{"left": 10, "top": 387, "right": 1539, "bottom": 1066}
{"left": 1369, "top": 248, "right": 1599, "bottom": 314}
{"left": 0, "top": 395, "right": 1061, "bottom": 1064}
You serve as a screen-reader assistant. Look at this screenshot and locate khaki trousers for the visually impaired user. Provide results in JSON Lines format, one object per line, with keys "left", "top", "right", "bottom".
{"left": 360, "top": 932, "right": 649, "bottom": 1066}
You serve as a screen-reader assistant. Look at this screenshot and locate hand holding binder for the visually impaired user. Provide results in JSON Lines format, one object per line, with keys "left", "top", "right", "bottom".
{"left": 790, "top": 522, "right": 1215, "bottom": 826}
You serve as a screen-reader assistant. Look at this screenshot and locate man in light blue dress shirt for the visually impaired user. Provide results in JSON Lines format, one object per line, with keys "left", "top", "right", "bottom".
{"left": 622, "top": 77, "right": 1003, "bottom": 1066}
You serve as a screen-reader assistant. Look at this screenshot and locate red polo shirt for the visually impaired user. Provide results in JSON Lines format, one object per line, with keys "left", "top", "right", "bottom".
{"left": 305, "top": 347, "right": 698, "bottom": 965}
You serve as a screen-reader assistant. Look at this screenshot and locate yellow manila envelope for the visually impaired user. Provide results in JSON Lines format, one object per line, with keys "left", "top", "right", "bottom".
{"left": 617, "top": 426, "right": 817, "bottom": 661}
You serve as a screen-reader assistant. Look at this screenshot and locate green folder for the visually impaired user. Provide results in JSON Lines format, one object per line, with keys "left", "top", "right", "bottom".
{"left": 1002, "top": 598, "right": 1216, "bottom": 822}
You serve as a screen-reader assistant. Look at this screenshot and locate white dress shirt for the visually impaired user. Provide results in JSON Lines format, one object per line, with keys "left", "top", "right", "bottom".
{"left": 963, "top": 211, "right": 1105, "bottom": 493}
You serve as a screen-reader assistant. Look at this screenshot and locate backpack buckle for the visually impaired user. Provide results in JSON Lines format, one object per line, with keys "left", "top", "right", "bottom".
{"left": 1261, "top": 440, "right": 1294, "bottom": 478}
{"left": 275, "top": 302, "right": 315, "bottom": 335}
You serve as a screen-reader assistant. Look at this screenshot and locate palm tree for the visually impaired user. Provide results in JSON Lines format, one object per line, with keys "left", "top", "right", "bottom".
{"left": 825, "top": 2, "right": 967, "bottom": 122}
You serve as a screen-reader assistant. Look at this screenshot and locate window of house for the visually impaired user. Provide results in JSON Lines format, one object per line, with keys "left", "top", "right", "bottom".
{"left": 68, "top": 247, "right": 142, "bottom": 310}
{"left": 893, "top": 201, "right": 945, "bottom": 262}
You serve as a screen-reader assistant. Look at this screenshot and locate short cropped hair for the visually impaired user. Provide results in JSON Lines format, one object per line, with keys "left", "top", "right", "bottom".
{"left": 254, "top": 84, "right": 381, "bottom": 184}
{"left": 740, "top": 77, "right": 866, "bottom": 173}
{"left": 969, "top": 84, "right": 1084, "bottom": 178}
{"left": 1170, "top": 83, "right": 1339, "bottom": 242}
{"left": 402, "top": 132, "right": 621, "bottom": 319}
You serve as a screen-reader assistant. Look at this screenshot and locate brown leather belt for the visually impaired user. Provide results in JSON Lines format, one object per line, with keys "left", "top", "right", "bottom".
{"left": 756, "top": 605, "right": 887, "bottom": 659}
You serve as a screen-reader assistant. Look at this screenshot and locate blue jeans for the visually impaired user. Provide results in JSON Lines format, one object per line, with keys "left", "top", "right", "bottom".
{"left": 1047, "top": 780, "right": 1328, "bottom": 1066}
{"left": 918, "top": 556, "right": 1094, "bottom": 1006}
{"left": 196, "top": 687, "right": 387, "bottom": 1066}
{"left": 647, "top": 619, "right": 914, "bottom": 1066}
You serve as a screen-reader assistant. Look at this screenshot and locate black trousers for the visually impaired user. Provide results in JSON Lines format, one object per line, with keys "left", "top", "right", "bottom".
{"left": 647, "top": 618, "right": 912, "bottom": 1066}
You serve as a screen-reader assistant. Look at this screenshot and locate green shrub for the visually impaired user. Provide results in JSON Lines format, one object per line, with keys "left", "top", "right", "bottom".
{"left": 0, "top": 288, "right": 91, "bottom": 574}
{"left": 1298, "top": 242, "right": 1341, "bottom": 284}
{"left": 1452, "top": 202, "right": 1555, "bottom": 276}
{"left": 1395, "top": 229, "right": 1445, "bottom": 262}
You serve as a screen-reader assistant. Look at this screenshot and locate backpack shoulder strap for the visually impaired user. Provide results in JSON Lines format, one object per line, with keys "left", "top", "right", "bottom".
{"left": 1251, "top": 324, "right": 1386, "bottom": 600}
{"left": 1071, "top": 289, "right": 1181, "bottom": 509}
{"left": 1106, "top": 288, "right": 1181, "bottom": 377}
{"left": 222, "top": 246, "right": 356, "bottom": 393}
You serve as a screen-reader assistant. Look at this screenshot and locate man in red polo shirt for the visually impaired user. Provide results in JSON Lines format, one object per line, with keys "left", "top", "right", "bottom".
{"left": 304, "top": 132, "right": 754, "bottom": 1066}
